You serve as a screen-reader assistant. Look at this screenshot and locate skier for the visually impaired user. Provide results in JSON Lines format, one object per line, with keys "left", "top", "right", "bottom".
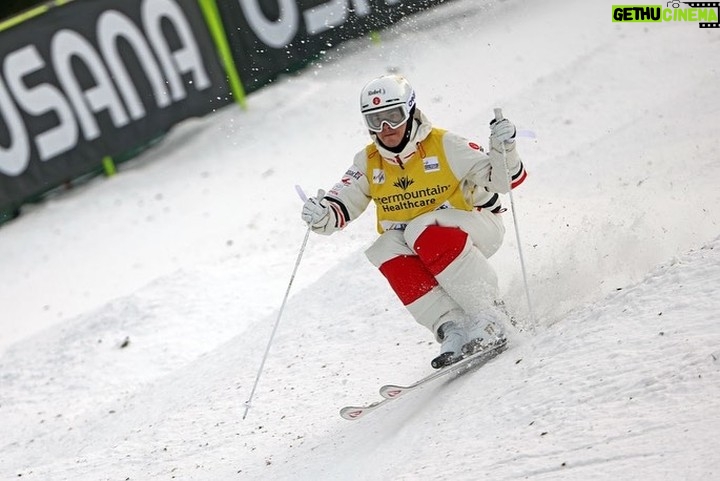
{"left": 301, "top": 75, "right": 526, "bottom": 369}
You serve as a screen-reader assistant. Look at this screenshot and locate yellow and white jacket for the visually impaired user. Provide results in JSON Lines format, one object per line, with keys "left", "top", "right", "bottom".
{"left": 319, "top": 110, "right": 526, "bottom": 234}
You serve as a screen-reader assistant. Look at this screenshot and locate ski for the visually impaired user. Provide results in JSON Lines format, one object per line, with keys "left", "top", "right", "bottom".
{"left": 339, "top": 339, "right": 507, "bottom": 421}
{"left": 339, "top": 398, "right": 393, "bottom": 421}
{"left": 380, "top": 339, "right": 507, "bottom": 399}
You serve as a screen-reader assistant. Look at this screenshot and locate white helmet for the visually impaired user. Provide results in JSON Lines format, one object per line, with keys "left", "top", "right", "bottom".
{"left": 359, "top": 75, "right": 416, "bottom": 132}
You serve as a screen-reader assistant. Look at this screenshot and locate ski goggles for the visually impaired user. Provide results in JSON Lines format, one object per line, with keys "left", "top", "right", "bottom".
{"left": 363, "top": 105, "right": 410, "bottom": 132}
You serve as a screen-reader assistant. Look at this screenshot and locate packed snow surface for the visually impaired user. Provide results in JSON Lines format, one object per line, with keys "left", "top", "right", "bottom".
{"left": 1, "top": 0, "right": 719, "bottom": 479}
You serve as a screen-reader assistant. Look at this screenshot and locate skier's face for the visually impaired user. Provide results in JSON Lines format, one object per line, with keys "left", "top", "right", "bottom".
{"left": 375, "top": 120, "right": 406, "bottom": 148}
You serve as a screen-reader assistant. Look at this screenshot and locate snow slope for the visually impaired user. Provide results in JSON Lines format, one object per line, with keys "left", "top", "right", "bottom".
{"left": 1, "top": 0, "right": 719, "bottom": 479}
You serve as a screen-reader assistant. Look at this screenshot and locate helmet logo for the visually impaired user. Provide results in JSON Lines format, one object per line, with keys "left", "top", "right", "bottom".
{"left": 372, "top": 97, "right": 381, "bottom": 105}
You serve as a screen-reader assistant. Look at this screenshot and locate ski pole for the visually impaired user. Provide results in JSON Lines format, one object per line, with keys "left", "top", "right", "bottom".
{"left": 242, "top": 187, "right": 314, "bottom": 419}
{"left": 494, "top": 108, "right": 537, "bottom": 332}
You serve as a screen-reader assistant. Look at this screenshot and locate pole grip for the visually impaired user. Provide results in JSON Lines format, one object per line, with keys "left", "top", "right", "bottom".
{"left": 494, "top": 107, "right": 503, "bottom": 122}
{"left": 295, "top": 184, "right": 308, "bottom": 202}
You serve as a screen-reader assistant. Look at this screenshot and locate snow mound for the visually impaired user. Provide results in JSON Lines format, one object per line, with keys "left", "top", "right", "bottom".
{"left": 3, "top": 237, "right": 720, "bottom": 479}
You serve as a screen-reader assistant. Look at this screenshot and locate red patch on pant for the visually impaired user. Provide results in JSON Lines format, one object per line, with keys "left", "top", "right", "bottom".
{"left": 413, "top": 225, "right": 468, "bottom": 276}
{"left": 379, "top": 255, "right": 438, "bottom": 305}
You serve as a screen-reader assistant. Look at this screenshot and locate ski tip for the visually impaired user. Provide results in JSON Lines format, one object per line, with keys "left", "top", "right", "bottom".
{"left": 340, "top": 406, "right": 366, "bottom": 420}
{"left": 340, "top": 399, "right": 387, "bottom": 420}
{"left": 379, "top": 385, "right": 405, "bottom": 399}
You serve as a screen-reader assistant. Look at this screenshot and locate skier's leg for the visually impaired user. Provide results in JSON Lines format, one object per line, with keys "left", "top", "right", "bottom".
{"left": 365, "top": 231, "right": 463, "bottom": 338}
{"left": 404, "top": 209, "right": 508, "bottom": 348}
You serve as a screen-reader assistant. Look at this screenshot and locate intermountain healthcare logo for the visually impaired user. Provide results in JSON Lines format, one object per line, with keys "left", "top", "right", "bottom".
{"left": 377, "top": 184, "right": 450, "bottom": 212}
{"left": 393, "top": 176, "right": 415, "bottom": 190}
{"left": 612, "top": 2, "right": 720, "bottom": 27}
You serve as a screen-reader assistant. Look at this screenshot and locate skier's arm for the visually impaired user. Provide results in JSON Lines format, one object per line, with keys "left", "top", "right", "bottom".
{"left": 485, "top": 117, "right": 527, "bottom": 193}
{"left": 485, "top": 130, "right": 526, "bottom": 193}
{"left": 443, "top": 126, "right": 526, "bottom": 195}
{"left": 301, "top": 151, "right": 372, "bottom": 235}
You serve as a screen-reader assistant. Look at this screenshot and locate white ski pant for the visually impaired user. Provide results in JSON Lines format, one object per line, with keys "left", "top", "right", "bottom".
{"left": 365, "top": 208, "right": 505, "bottom": 338}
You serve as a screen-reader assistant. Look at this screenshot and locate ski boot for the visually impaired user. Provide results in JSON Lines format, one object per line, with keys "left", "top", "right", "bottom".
{"left": 431, "top": 320, "right": 468, "bottom": 369}
{"left": 462, "top": 311, "right": 507, "bottom": 356}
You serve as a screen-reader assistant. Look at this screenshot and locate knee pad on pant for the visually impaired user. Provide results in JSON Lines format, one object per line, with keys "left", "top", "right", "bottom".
{"left": 378, "top": 255, "right": 438, "bottom": 305}
{"left": 412, "top": 225, "right": 469, "bottom": 276}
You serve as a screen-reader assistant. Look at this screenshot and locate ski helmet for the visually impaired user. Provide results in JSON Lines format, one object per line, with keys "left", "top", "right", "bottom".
{"left": 359, "top": 75, "right": 416, "bottom": 132}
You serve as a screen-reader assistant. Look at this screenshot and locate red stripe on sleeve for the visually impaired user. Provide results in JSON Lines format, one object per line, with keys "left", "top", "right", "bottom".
{"left": 511, "top": 168, "right": 528, "bottom": 189}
